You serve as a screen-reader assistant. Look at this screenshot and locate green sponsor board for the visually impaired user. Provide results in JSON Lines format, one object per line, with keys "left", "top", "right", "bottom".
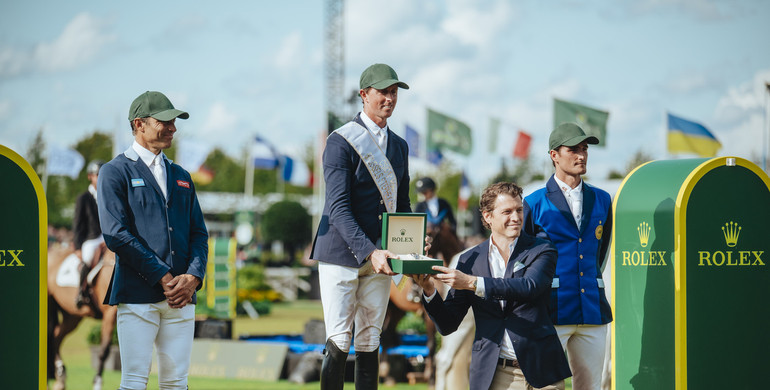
{"left": 0, "top": 145, "right": 47, "bottom": 388}
{"left": 153, "top": 339, "right": 288, "bottom": 381}
{"left": 206, "top": 237, "right": 237, "bottom": 318}
{"left": 612, "top": 157, "right": 770, "bottom": 389}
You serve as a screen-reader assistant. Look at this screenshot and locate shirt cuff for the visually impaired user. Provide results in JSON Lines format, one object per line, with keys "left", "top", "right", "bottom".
{"left": 424, "top": 289, "right": 438, "bottom": 303}
{"left": 475, "top": 277, "right": 486, "bottom": 298}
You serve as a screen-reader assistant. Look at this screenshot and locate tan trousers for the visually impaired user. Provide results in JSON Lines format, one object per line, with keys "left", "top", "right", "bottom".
{"left": 433, "top": 310, "right": 474, "bottom": 390}
{"left": 490, "top": 364, "right": 565, "bottom": 390}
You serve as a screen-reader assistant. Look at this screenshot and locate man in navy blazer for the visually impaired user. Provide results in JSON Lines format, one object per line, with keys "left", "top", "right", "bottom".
{"left": 310, "top": 63, "right": 412, "bottom": 389}
{"left": 98, "top": 91, "right": 208, "bottom": 390}
{"left": 413, "top": 182, "right": 571, "bottom": 390}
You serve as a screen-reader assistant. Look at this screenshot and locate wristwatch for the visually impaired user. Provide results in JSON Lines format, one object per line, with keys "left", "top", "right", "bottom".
{"left": 472, "top": 277, "right": 478, "bottom": 290}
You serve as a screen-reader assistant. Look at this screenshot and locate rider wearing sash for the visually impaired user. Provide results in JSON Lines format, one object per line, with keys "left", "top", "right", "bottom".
{"left": 310, "top": 63, "right": 411, "bottom": 389}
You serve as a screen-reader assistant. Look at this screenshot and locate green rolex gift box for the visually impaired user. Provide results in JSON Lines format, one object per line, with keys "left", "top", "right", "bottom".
{"left": 381, "top": 212, "right": 442, "bottom": 274}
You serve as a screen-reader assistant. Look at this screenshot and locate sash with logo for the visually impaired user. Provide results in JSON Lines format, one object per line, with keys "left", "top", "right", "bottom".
{"left": 334, "top": 121, "right": 398, "bottom": 214}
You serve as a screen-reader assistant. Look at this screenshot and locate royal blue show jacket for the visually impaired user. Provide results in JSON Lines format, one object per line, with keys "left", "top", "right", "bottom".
{"left": 523, "top": 175, "right": 613, "bottom": 325}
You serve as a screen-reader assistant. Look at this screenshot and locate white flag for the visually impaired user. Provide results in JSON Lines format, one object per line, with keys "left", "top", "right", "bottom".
{"left": 46, "top": 146, "right": 85, "bottom": 179}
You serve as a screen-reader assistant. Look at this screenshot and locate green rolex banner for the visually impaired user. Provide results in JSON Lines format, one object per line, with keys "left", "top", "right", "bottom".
{"left": 612, "top": 157, "right": 770, "bottom": 389}
{"left": 427, "top": 108, "right": 473, "bottom": 156}
{"left": 0, "top": 144, "right": 48, "bottom": 389}
{"left": 553, "top": 98, "right": 609, "bottom": 147}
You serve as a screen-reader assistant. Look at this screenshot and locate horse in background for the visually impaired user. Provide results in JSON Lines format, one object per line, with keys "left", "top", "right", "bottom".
{"left": 48, "top": 245, "right": 117, "bottom": 390}
{"left": 380, "top": 222, "right": 465, "bottom": 386}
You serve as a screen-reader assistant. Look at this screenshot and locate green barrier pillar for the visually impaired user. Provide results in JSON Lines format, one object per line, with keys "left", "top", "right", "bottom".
{"left": 0, "top": 145, "right": 48, "bottom": 388}
{"left": 612, "top": 157, "right": 770, "bottom": 389}
{"left": 206, "top": 237, "right": 237, "bottom": 318}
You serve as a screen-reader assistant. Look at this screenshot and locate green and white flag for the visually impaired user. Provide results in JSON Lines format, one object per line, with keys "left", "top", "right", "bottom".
{"left": 427, "top": 108, "right": 472, "bottom": 156}
{"left": 488, "top": 117, "right": 500, "bottom": 154}
{"left": 553, "top": 98, "right": 609, "bottom": 147}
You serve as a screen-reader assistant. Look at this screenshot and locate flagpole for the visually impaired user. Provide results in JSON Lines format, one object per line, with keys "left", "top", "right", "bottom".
{"left": 277, "top": 161, "right": 285, "bottom": 195}
{"left": 762, "top": 81, "right": 770, "bottom": 172}
{"left": 42, "top": 146, "right": 49, "bottom": 193}
{"left": 245, "top": 142, "right": 254, "bottom": 197}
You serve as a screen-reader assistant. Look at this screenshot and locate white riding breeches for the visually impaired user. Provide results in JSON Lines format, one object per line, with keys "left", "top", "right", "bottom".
{"left": 117, "top": 301, "right": 195, "bottom": 390}
{"left": 318, "top": 261, "right": 391, "bottom": 353}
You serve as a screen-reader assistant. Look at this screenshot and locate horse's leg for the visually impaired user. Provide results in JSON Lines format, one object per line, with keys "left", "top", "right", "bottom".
{"left": 93, "top": 307, "right": 117, "bottom": 390}
{"left": 423, "top": 312, "right": 437, "bottom": 387}
{"left": 52, "top": 312, "right": 83, "bottom": 390}
{"left": 380, "top": 302, "right": 406, "bottom": 386}
{"left": 47, "top": 295, "right": 60, "bottom": 380}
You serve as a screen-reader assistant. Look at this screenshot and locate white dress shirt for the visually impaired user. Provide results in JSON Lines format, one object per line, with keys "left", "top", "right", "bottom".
{"left": 554, "top": 175, "right": 583, "bottom": 230}
{"left": 88, "top": 183, "right": 98, "bottom": 203}
{"left": 132, "top": 141, "right": 167, "bottom": 199}
{"left": 426, "top": 197, "right": 439, "bottom": 218}
{"left": 360, "top": 111, "right": 388, "bottom": 153}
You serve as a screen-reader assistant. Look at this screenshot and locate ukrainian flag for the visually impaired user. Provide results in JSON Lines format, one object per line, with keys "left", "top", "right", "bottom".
{"left": 667, "top": 113, "right": 721, "bottom": 157}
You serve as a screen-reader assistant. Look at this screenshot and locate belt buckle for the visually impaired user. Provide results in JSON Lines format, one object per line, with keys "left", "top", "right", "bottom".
{"left": 498, "top": 358, "right": 518, "bottom": 368}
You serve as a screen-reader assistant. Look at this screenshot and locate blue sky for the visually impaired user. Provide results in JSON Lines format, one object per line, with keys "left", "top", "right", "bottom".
{"left": 1, "top": 0, "right": 769, "bottom": 188}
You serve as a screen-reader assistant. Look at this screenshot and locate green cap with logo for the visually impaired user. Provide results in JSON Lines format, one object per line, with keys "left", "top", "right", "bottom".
{"left": 548, "top": 122, "right": 599, "bottom": 151}
{"left": 128, "top": 91, "right": 189, "bottom": 121}
{"left": 359, "top": 63, "right": 410, "bottom": 90}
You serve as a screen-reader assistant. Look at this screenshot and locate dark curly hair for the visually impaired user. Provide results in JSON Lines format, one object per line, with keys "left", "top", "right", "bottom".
{"left": 479, "top": 182, "right": 523, "bottom": 230}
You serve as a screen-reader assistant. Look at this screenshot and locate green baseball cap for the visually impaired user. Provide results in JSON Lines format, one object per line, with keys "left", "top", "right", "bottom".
{"left": 549, "top": 122, "right": 599, "bottom": 151}
{"left": 128, "top": 91, "right": 189, "bottom": 121}
{"left": 359, "top": 63, "right": 409, "bottom": 90}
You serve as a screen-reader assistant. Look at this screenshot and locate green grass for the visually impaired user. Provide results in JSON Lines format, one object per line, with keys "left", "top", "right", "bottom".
{"left": 49, "top": 300, "right": 428, "bottom": 389}
{"left": 49, "top": 300, "right": 571, "bottom": 389}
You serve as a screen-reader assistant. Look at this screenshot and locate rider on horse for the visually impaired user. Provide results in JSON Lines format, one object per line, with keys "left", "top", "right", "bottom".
{"left": 73, "top": 160, "right": 105, "bottom": 308}
{"left": 415, "top": 176, "right": 457, "bottom": 232}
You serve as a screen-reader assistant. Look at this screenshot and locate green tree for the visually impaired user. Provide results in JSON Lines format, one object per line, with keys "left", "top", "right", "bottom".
{"left": 490, "top": 156, "right": 540, "bottom": 188}
{"left": 260, "top": 200, "right": 312, "bottom": 265}
{"left": 197, "top": 148, "right": 246, "bottom": 193}
{"left": 624, "top": 149, "right": 655, "bottom": 176}
{"left": 25, "top": 129, "right": 46, "bottom": 181}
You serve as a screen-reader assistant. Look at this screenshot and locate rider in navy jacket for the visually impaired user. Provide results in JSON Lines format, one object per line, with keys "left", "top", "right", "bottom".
{"left": 98, "top": 147, "right": 208, "bottom": 305}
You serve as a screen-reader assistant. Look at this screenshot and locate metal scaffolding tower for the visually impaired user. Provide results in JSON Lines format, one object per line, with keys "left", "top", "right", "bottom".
{"left": 324, "top": 0, "right": 345, "bottom": 133}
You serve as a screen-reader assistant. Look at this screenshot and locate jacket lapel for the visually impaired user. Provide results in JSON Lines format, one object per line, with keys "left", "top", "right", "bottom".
{"left": 124, "top": 146, "right": 167, "bottom": 202}
{"left": 545, "top": 175, "right": 578, "bottom": 230}
{"left": 580, "top": 183, "right": 596, "bottom": 235}
{"left": 163, "top": 158, "right": 173, "bottom": 205}
{"left": 504, "top": 235, "right": 532, "bottom": 278}
{"left": 132, "top": 157, "right": 165, "bottom": 201}
{"left": 469, "top": 239, "right": 493, "bottom": 279}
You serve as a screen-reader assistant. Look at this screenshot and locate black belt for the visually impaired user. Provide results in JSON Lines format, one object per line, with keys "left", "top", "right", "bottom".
{"left": 498, "top": 358, "right": 519, "bottom": 368}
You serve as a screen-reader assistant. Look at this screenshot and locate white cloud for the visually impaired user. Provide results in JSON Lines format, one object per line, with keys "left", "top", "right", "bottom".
{"left": 625, "top": 0, "right": 729, "bottom": 21}
{"left": 721, "top": 112, "right": 763, "bottom": 153}
{"left": 715, "top": 68, "right": 770, "bottom": 124}
{"left": 441, "top": 0, "right": 517, "bottom": 47}
{"left": 665, "top": 72, "right": 712, "bottom": 94}
{"left": 0, "top": 46, "right": 27, "bottom": 77}
{"left": 0, "top": 12, "right": 114, "bottom": 77}
{"left": 0, "top": 100, "right": 11, "bottom": 120}
{"left": 201, "top": 102, "right": 239, "bottom": 134}
{"left": 709, "top": 68, "right": 770, "bottom": 164}
{"left": 274, "top": 32, "right": 303, "bottom": 70}
{"left": 35, "top": 13, "right": 115, "bottom": 72}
